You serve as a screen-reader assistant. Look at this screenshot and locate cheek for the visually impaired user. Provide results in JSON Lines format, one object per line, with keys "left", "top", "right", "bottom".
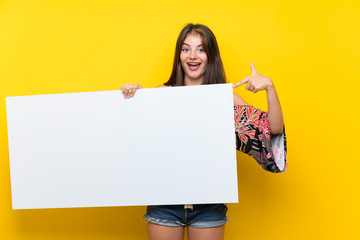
{"left": 180, "top": 54, "right": 187, "bottom": 69}
{"left": 201, "top": 56, "right": 208, "bottom": 70}
{"left": 202, "top": 63, "right": 207, "bottom": 73}
{"left": 180, "top": 53, "right": 187, "bottom": 63}
{"left": 202, "top": 55, "right": 208, "bottom": 63}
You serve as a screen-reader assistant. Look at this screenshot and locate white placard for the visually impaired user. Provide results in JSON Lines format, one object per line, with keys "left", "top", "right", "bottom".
{"left": 6, "top": 84, "right": 238, "bottom": 209}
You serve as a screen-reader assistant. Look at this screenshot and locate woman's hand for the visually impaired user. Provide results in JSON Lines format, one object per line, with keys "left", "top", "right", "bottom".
{"left": 233, "top": 62, "right": 274, "bottom": 93}
{"left": 121, "top": 83, "right": 142, "bottom": 99}
{"left": 233, "top": 62, "right": 284, "bottom": 135}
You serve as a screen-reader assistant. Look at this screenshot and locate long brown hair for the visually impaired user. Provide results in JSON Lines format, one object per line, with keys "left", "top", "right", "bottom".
{"left": 164, "top": 23, "right": 227, "bottom": 86}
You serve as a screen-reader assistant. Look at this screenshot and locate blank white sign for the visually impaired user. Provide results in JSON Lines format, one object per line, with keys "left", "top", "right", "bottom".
{"left": 6, "top": 84, "right": 238, "bottom": 209}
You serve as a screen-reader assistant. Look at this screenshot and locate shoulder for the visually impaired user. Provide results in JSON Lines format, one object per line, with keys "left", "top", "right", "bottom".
{"left": 233, "top": 92, "right": 248, "bottom": 105}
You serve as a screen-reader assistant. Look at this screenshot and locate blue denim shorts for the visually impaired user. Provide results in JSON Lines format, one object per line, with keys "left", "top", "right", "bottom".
{"left": 143, "top": 204, "right": 228, "bottom": 228}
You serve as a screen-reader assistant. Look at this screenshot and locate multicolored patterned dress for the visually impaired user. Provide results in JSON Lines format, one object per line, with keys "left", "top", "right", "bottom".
{"left": 234, "top": 105, "right": 287, "bottom": 173}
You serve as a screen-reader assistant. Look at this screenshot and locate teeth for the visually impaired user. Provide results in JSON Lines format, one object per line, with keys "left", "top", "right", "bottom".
{"left": 188, "top": 63, "right": 200, "bottom": 66}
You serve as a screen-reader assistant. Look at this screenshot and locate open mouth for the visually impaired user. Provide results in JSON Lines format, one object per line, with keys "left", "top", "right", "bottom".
{"left": 187, "top": 62, "right": 201, "bottom": 71}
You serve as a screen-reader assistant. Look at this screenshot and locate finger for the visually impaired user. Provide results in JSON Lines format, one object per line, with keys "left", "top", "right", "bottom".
{"left": 121, "top": 84, "right": 127, "bottom": 93}
{"left": 232, "top": 77, "right": 250, "bottom": 88}
{"left": 122, "top": 86, "right": 130, "bottom": 97}
{"left": 245, "top": 82, "right": 252, "bottom": 91}
{"left": 251, "top": 61, "right": 257, "bottom": 75}
{"left": 130, "top": 85, "right": 137, "bottom": 95}
{"left": 137, "top": 83, "right": 143, "bottom": 89}
{"left": 127, "top": 84, "right": 135, "bottom": 94}
{"left": 131, "top": 84, "right": 137, "bottom": 91}
{"left": 127, "top": 84, "right": 138, "bottom": 98}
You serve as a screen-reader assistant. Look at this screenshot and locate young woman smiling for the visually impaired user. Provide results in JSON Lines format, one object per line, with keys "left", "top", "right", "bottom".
{"left": 121, "top": 23, "right": 285, "bottom": 240}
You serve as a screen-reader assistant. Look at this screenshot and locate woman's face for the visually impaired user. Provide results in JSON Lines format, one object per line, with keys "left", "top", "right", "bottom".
{"left": 180, "top": 33, "right": 207, "bottom": 85}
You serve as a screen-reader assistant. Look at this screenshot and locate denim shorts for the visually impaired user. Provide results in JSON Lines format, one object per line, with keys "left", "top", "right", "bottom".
{"left": 143, "top": 204, "right": 228, "bottom": 228}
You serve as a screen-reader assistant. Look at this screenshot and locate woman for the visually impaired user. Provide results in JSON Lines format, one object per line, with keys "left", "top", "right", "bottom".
{"left": 121, "top": 23, "right": 285, "bottom": 240}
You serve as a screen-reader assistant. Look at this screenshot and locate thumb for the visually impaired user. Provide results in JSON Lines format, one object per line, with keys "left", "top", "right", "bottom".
{"left": 251, "top": 61, "right": 257, "bottom": 75}
{"left": 137, "top": 83, "right": 143, "bottom": 89}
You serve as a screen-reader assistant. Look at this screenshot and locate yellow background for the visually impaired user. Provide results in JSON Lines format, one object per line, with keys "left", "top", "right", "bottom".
{"left": 1, "top": 0, "right": 359, "bottom": 239}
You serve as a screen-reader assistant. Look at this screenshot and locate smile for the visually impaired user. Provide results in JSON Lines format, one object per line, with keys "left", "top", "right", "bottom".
{"left": 187, "top": 62, "right": 201, "bottom": 71}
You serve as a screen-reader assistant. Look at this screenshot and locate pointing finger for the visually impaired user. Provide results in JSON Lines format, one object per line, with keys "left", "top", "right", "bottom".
{"left": 251, "top": 61, "right": 257, "bottom": 75}
{"left": 232, "top": 77, "right": 250, "bottom": 88}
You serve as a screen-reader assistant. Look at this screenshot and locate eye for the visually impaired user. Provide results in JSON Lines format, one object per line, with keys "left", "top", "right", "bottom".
{"left": 197, "top": 48, "right": 205, "bottom": 53}
{"left": 182, "top": 48, "right": 190, "bottom": 52}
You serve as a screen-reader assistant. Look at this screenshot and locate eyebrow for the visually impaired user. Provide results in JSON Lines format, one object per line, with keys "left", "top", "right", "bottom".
{"left": 182, "top": 43, "right": 203, "bottom": 47}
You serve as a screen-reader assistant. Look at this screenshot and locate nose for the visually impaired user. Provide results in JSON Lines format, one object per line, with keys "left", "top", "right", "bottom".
{"left": 189, "top": 50, "right": 198, "bottom": 60}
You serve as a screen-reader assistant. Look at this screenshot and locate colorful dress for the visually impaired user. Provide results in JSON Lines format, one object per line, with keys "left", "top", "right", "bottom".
{"left": 234, "top": 105, "right": 287, "bottom": 173}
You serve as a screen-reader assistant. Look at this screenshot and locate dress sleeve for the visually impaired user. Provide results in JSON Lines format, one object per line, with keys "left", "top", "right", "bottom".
{"left": 234, "top": 105, "right": 287, "bottom": 173}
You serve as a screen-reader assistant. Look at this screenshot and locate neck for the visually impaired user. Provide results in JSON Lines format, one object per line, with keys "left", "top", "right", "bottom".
{"left": 184, "top": 77, "right": 204, "bottom": 86}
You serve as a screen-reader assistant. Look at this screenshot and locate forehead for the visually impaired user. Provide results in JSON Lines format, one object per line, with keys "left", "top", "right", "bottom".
{"left": 183, "top": 33, "right": 203, "bottom": 45}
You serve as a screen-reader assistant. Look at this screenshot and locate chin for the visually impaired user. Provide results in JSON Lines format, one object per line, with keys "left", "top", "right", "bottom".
{"left": 186, "top": 71, "right": 204, "bottom": 80}
{"left": 189, "top": 75, "right": 201, "bottom": 80}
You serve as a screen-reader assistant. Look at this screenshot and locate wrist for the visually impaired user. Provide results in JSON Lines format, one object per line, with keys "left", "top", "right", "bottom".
{"left": 265, "top": 79, "right": 275, "bottom": 91}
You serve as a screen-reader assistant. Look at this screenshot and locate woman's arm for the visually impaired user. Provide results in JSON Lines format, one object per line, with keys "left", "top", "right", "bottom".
{"left": 265, "top": 84, "right": 284, "bottom": 134}
{"left": 233, "top": 92, "right": 248, "bottom": 105}
{"left": 233, "top": 62, "right": 284, "bottom": 135}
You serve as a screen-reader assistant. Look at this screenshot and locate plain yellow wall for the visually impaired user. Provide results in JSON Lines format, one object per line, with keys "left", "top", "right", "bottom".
{"left": 1, "top": 0, "right": 359, "bottom": 239}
